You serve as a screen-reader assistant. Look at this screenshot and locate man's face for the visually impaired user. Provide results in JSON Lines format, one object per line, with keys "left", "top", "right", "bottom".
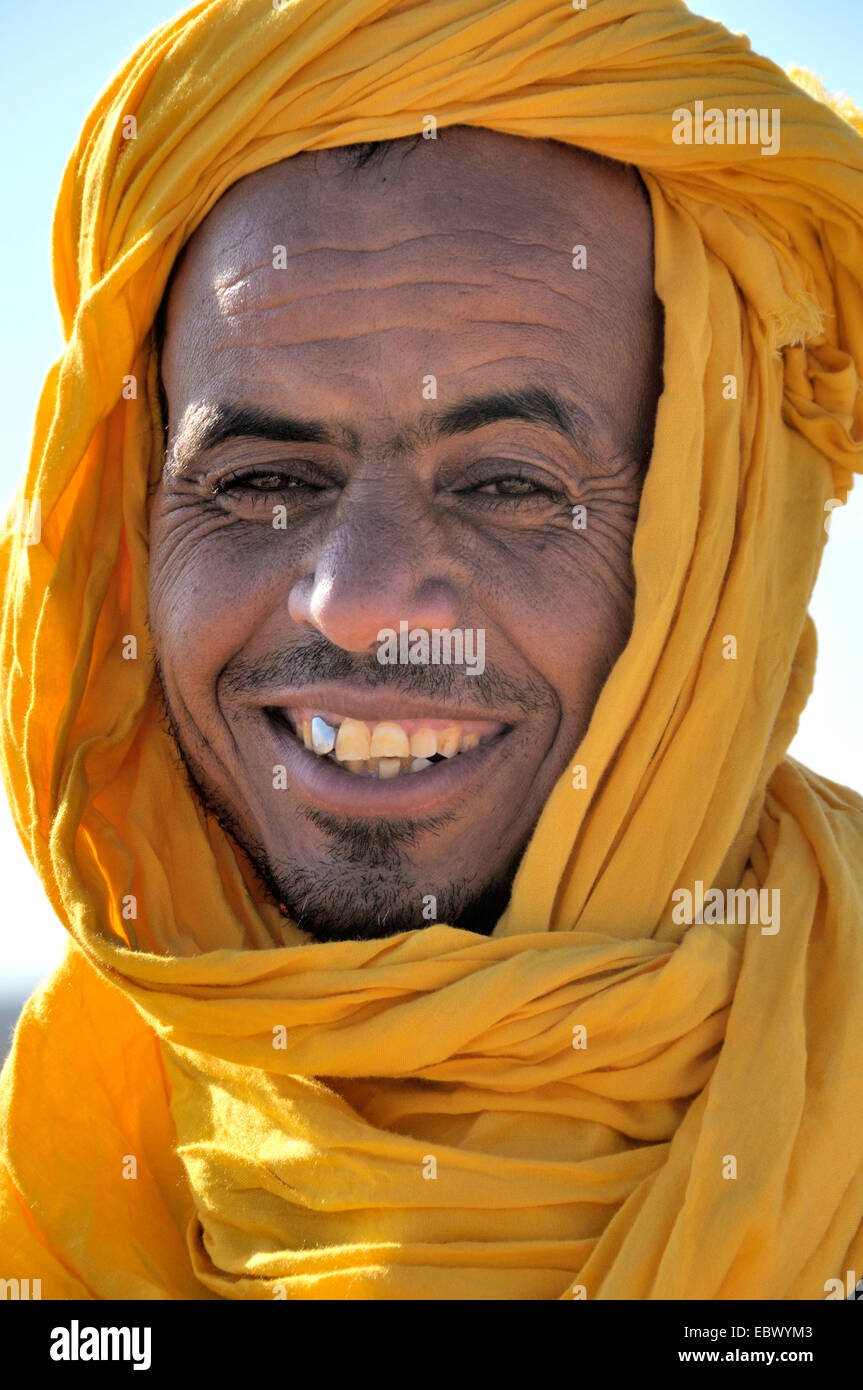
{"left": 149, "top": 127, "right": 662, "bottom": 941}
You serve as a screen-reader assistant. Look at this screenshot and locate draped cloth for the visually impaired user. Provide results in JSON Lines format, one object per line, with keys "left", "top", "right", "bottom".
{"left": 2, "top": 0, "right": 863, "bottom": 1300}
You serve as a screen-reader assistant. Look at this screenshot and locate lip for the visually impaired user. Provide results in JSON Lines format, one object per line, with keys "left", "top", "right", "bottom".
{"left": 260, "top": 685, "right": 512, "bottom": 729}
{"left": 260, "top": 706, "right": 511, "bottom": 817}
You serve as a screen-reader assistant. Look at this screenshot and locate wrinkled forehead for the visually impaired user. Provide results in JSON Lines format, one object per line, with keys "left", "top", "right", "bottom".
{"left": 156, "top": 128, "right": 663, "bottom": 464}
{"left": 162, "top": 128, "right": 658, "bottom": 341}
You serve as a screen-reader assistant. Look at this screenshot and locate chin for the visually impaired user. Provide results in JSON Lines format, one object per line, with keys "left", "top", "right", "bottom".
{"left": 258, "top": 850, "right": 515, "bottom": 942}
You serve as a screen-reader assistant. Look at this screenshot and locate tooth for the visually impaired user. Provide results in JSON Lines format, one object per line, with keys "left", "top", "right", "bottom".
{"left": 409, "top": 728, "right": 437, "bottom": 759}
{"left": 370, "top": 722, "right": 410, "bottom": 758}
{"left": 410, "top": 757, "right": 432, "bottom": 773}
{"left": 461, "top": 732, "right": 480, "bottom": 751}
{"left": 310, "top": 716, "right": 336, "bottom": 755}
{"left": 301, "top": 718, "right": 313, "bottom": 750}
{"left": 378, "top": 757, "right": 402, "bottom": 778}
{"left": 437, "top": 726, "right": 462, "bottom": 758}
{"left": 344, "top": 760, "right": 367, "bottom": 774}
{"left": 335, "top": 717, "right": 371, "bottom": 761}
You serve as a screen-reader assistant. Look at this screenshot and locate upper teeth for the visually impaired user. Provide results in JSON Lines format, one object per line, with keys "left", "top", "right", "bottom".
{"left": 291, "top": 714, "right": 483, "bottom": 776}
{"left": 370, "top": 721, "right": 410, "bottom": 759}
{"left": 310, "top": 716, "right": 336, "bottom": 755}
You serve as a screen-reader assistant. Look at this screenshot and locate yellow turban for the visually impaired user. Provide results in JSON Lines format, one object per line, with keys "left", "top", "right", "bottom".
{"left": 2, "top": 0, "right": 863, "bottom": 1301}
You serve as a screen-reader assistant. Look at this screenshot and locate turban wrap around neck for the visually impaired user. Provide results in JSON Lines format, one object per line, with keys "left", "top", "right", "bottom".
{"left": 2, "top": 0, "right": 863, "bottom": 1300}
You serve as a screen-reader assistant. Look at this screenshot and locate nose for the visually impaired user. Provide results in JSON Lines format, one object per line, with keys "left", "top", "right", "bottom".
{"left": 287, "top": 487, "right": 461, "bottom": 654}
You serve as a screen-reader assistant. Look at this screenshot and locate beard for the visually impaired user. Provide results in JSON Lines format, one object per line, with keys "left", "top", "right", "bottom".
{"left": 152, "top": 664, "right": 517, "bottom": 943}
{"left": 258, "top": 806, "right": 516, "bottom": 941}
{"left": 254, "top": 841, "right": 516, "bottom": 942}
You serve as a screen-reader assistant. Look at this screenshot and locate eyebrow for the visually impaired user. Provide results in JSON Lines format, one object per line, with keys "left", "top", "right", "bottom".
{"left": 168, "top": 384, "right": 608, "bottom": 474}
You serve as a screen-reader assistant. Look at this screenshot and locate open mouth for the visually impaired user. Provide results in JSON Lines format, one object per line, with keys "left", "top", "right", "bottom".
{"left": 264, "top": 706, "right": 505, "bottom": 778}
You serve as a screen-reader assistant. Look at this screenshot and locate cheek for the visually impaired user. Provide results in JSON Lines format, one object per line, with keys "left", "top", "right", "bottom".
{"left": 483, "top": 523, "right": 636, "bottom": 724}
{"left": 148, "top": 499, "right": 286, "bottom": 688}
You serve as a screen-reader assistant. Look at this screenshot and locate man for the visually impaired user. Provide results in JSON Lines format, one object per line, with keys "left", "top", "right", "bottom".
{"left": 1, "top": 0, "right": 862, "bottom": 1301}
{"left": 150, "top": 128, "right": 662, "bottom": 943}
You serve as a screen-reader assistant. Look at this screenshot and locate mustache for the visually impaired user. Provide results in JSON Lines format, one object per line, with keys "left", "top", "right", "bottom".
{"left": 220, "top": 632, "right": 552, "bottom": 716}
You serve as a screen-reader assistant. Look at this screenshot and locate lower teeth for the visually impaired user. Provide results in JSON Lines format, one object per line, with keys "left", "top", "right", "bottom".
{"left": 328, "top": 752, "right": 445, "bottom": 778}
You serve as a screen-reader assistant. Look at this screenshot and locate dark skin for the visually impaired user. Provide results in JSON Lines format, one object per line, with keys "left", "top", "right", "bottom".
{"left": 148, "top": 127, "right": 663, "bottom": 941}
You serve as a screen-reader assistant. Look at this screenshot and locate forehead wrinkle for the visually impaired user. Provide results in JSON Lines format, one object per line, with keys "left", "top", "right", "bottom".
{"left": 202, "top": 221, "right": 613, "bottom": 312}
{"left": 201, "top": 271, "right": 619, "bottom": 351}
{"left": 202, "top": 280, "right": 643, "bottom": 378}
{"left": 208, "top": 277, "right": 515, "bottom": 329}
{"left": 211, "top": 257, "right": 292, "bottom": 316}
{"left": 494, "top": 268, "right": 617, "bottom": 325}
{"left": 183, "top": 135, "right": 652, "bottom": 296}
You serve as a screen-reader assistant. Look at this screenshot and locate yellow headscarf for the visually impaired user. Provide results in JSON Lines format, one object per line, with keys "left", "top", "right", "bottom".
{"left": 2, "top": 0, "right": 863, "bottom": 1300}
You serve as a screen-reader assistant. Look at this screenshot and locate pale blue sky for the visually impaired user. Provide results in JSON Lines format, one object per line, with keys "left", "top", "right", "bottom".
{"left": 1, "top": 0, "right": 861, "bottom": 991}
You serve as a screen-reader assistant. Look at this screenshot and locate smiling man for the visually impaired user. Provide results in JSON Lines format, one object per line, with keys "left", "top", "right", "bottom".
{"left": 150, "top": 129, "right": 662, "bottom": 941}
{"left": 2, "top": 0, "right": 863, "bottom": 1305}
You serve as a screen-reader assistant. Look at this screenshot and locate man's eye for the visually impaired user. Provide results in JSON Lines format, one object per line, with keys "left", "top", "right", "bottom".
{"left": 212, "top": 469, "right": 322, "bottom": 496}
{"left": 468, "top": 475, "right": 564, "bottom": 501}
